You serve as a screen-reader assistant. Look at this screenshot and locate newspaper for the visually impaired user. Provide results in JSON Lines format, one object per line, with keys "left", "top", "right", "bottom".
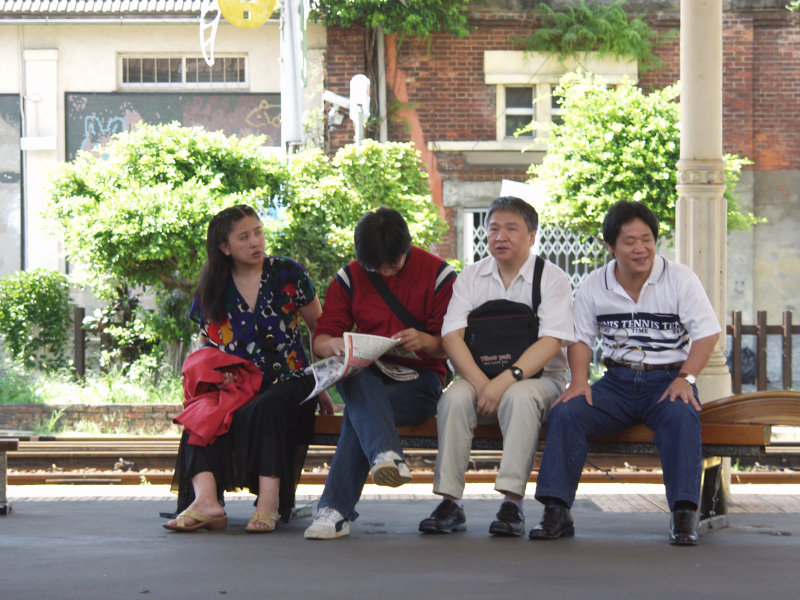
{"left": 303, "top": 332, "right": 419, "bottom": 402}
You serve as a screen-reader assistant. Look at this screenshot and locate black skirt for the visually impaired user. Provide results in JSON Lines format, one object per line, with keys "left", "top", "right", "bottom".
{"left": 171, "top": 374, "right": 317, "bottom": 522}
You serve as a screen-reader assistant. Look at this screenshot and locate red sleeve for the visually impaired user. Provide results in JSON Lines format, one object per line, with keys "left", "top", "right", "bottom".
{"left": 312, "top": 276, "right": 354, "bottom": 342}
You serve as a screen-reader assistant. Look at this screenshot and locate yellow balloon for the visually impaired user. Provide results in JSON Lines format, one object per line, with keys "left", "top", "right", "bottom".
{"left": 218, "top": 0, "right": 276, "bottom": 29}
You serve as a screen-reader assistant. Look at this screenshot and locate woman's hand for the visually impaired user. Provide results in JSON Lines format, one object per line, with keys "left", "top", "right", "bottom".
{"left": 316, "top": 390, "right": 335, "bottom": 415}
{"left": 216, "top": 370, "right": 237, "bottom": 389}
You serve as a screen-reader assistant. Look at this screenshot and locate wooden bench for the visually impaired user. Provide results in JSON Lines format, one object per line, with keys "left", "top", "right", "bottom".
{"left": 0, "top": 438, "right": 19, "bottom": 515}
{"left": 312, "top": 390, "right": 800, "bottom": 533}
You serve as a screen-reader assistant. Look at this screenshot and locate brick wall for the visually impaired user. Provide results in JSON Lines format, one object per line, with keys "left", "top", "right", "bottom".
{"left": 326, "top": 6, "right": 799, "bottom": 165}
{"left": 639, "top": 11, "right": 800, "bottom": 169}
{"left": 324, "top": 4, "right": 800, "bottom": 260}
{"left": 0, "top": 405, "right": 182, "bottom": 435}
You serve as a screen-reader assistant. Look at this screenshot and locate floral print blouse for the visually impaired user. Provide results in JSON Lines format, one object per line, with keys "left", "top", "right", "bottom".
{"left": 189, "top": 256, "right": 316, "bottom": 384}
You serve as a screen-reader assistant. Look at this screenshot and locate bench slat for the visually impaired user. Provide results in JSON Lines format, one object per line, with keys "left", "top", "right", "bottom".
{"left": 313, "top": 416, "right": 769, "bottom": 449}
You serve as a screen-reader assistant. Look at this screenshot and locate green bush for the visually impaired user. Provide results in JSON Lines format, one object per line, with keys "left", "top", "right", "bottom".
{"left": 47, "top": 124, "right": 447, "bottom": 369}
{"left": 511, "top": 1, "right": 673, "bottom": 73}
{"left": 0, "top": 357, "right": 41, "bottom": 404}
{"left": 0, "top": 269, "right": 72, "bottom": 369}
{"left": 528, "top": 72, "right": 762, "bottom": 240}
{"left": 271, "top": 140, "right": 447, "bottom": 287}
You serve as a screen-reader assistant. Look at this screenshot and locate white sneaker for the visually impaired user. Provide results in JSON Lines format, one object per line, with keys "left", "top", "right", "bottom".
{"left": 370, "top": 450, "right": 413, "bottom": 487}
{"left": 304, "top": 507, "right": 350, "bottom": 540}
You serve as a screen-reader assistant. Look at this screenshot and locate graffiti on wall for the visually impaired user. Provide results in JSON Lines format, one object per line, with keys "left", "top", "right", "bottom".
{"left": 65, "top": 92, "right": 281, "bottom": 161}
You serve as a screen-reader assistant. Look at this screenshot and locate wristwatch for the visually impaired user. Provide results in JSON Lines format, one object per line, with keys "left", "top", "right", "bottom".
{"left": 679, "top": 372, "right": 697, "bottom": 385}
{"left": 509, "top": 366, "right": 524, "bottom": 381}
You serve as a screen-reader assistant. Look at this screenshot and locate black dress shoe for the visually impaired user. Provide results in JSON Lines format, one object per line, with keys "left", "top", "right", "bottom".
{"left": 419, "top": 499, "right": 466, "bottom": 534}
{"left": 489, "top": 501, "right": 525, "bottom": 537}
{"left": 528, "top": 504, "right": 574, "bottom": 540}
{"left": 669, "top": 508, "right": 699, "bottom": 546}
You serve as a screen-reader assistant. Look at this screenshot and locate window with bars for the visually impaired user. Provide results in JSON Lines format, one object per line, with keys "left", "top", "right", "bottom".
{"left": 120, "top": 56, "right": 247, "bottom": 89}
{"left": 463, "top": 209, "right": 608, "bottom": 287}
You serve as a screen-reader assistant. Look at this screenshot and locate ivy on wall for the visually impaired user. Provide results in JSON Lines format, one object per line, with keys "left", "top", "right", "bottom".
{"left": 511, "top": 1, "right": 673, "bottom": 73}
{"left": 310, "top": 0, "right": 476, "bottom": 39}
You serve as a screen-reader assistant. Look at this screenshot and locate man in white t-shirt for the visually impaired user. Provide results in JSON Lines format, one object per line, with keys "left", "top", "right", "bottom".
{"left": 419, "top": 196, "right": 575, "bottom": 537}
{"left": 529, "top": 201, "right": 721, "bottom": 546}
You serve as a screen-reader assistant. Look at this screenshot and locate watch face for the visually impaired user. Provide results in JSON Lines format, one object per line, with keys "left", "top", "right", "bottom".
{"left": 511, "top": 366, "right": 523, "bottom": 380}
{"left": 684, "top": 374, "right": 697, "bottom": 385}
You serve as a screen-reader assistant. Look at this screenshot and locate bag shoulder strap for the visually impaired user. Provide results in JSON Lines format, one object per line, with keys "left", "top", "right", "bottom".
{"left": 531, "top": 255, "right": 545, "bottom": 314}
{"left": 364, "top": 270, "right": 428, "bottom": 333}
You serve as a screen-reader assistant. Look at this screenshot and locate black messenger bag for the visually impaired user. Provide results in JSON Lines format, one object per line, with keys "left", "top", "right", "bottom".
{"left": 464, "top": 256, "right": 544, "bottom": 379}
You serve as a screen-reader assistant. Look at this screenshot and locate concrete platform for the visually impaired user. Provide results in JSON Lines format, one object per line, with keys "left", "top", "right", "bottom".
{"left": 2, "top": 484, "right": 799, "bottom": 600}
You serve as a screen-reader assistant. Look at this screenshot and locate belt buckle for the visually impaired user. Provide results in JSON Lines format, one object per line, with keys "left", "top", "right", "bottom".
{"left": 628, "top": 362, "right": 646, "bottom": 371}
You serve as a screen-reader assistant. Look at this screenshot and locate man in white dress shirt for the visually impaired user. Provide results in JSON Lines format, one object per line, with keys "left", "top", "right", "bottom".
{"left": 419, "top": 196, "right": 575, "bottom": 537}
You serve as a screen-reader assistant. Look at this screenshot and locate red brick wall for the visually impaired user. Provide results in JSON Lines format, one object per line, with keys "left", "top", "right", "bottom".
{"left": 750, "top": 13, "right": 800, "bottom": 170}
{"left": 0, "top": 404, "right": 182, "bottom": 435}
{"left": 325, "top": 25, "right": 368, "bottom": 151}
{"left": 324, "top": 6, "right": 800, "bottom": 258}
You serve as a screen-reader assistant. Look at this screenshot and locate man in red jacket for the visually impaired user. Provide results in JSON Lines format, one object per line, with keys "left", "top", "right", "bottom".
{"left": 305, "top": 207, "right": 456, "bottom": 540}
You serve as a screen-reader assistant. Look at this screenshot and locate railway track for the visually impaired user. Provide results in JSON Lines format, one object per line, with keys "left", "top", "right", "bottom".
{"left": 6, "top": 436, "right": 800, "bottom": 486}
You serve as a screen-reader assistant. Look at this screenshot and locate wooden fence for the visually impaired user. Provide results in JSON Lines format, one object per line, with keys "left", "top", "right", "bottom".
{"left": 727, "top": 310, "right": 799, "bottom": 394}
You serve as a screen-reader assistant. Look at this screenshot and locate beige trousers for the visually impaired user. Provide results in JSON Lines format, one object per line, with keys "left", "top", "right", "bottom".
{"left": 432, "top": 372, "right": 566, "bottom": 499}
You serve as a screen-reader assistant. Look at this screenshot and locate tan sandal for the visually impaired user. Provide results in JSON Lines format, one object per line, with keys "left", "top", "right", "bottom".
{"left": 163, "top": 509, "right": 228, "bottom": 532}
{"left": 246, "top": 511, "right": 279, "bottom": 533}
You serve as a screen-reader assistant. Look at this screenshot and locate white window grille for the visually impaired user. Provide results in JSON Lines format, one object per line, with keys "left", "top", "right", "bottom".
{"left": 120, "top": 55, "right": 248, "bottom": 90}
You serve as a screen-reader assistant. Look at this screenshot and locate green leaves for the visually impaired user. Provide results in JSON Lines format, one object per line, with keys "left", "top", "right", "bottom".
{"left": 512, "top": 1, "right": 673, "bottom": 73}
{"left": 0, "top": 269, "right": 72, "bottom": 369}
{"left": 529, "top": 72, "right": 761, "bottom": 241}
{"left": 310, "top": 0, "right": 475, "bottom": 38}
{"left": 47, "top": 122, "right": 286, "bottom": 301}
{"left": 270, "top": 139, "right": 446, "bottom": 288}
{"left": 46, "top": 124, "right": 446, "bottom": 362}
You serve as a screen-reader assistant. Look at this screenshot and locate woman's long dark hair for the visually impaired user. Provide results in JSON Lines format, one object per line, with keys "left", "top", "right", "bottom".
{"left": 195, "top": 204, "right": 260, "bottom": 324}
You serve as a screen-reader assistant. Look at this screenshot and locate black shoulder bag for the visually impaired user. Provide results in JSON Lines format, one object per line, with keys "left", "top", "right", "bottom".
{"left": 363, "top": 271, "right": 428, "bottom": 334}
{"left": 464, "top": 255, "right": 545, "bottom": 379}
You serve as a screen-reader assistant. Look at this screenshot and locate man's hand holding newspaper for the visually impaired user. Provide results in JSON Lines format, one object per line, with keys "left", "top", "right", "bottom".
{"left": 303, "top": 332, "right": 419, "bottom": 402}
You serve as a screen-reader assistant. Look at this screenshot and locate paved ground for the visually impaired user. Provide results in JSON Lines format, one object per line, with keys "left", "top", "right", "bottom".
{"left": 3, "top": 483, "right": 799, "bottom": 600}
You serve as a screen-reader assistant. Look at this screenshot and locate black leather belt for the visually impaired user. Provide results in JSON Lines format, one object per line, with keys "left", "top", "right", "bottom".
{"left": 603, "top": 358, "right": 684, "bottom": 372}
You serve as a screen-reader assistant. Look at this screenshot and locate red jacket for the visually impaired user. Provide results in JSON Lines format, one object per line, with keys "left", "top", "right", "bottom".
{"left": 174, "top": 347, "right": 263, "bottom": 446}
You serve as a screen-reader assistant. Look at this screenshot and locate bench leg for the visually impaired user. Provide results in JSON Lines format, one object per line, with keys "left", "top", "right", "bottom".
{"left": 0, "top": 451, "right": 10, "bottom": 515}
{"left": 697, "top": 456, "right": 729, "bottom": 534}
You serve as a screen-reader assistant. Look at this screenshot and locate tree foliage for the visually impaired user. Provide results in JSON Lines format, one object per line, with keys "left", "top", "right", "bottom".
{"left": 272, "top": 139, "right": 447, "bottom": 287}
{"left": 46, "top": 124, "right": 446, "bottom": 363}
{"left": 310, "top": 0, "right": 475, "bottom": 38}
{"left": 0, "top": 269, "right": 73, "bottom": 369}
{"left": 528, "top": 71, "right": 762, "bottom": 240}
{"left": 512, "top": 1, "right": 671, "bottom": 73}
{"left": 47, "top": 122, "right": 286, "bottom": 299}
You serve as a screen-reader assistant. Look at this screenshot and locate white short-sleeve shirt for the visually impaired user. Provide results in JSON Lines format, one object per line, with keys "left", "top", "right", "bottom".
{"left": 442, "top": 253, "right": 575, "bottom": 370}
{"left": 574, "top": 255, "right": 722, "bottom": 365}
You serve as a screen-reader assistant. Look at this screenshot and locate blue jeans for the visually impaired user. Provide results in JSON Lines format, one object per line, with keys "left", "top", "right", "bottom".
{"left": 534, "top": 367, "right": 702, "bottom": 511}
{"left": 318, "top": 366, "right": 441, "bottom": 521}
